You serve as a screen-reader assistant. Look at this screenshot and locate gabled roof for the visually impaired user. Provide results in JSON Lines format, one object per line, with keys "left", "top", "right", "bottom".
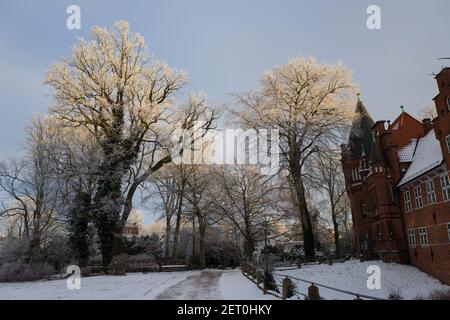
{"left": 398, "top": 129, "right": 443, "bottom": 186}
{"left": 388, "top": 112, "right": 424, "bottom": 148}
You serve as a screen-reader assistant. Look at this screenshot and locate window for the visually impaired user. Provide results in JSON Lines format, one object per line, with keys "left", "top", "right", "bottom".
{"left": 404, "top": 190, "right": 412, "bottom": 212}
{"left": 441, "top": 174, "right": 450, "bottom": 201}
{"left": 408, "top": 229, "right": 416, "bottom": 246}
{"left": 446, "top": 135, "right": 450, "bottom": 153}
{"left": 414, "top": 186, "right": 423, "bottom": 208}
{"left": 448, "top": 224, "right": 450, "bottom": 241}
{"left": 361, "top": 202, "right": 368, "bottom": 216}
{"left": 426, "top": 180, "right": 436, "bottom": 204}
{"left": 447, "top": 96, "right": 450, "bottom": 111}
{"left": 369, "top": 188, "right": 378, "bottom": 215}
{"left": 388, "top": 183, "right": 396, "bottom": 204}
{"left": 419, "top": 228, "right": 428, "bottom": 245}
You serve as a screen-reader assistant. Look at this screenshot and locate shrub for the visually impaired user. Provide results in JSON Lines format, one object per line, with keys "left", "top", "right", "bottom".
{"left": 205, "top": 242, "right": 241, "bottom": 268}
{"left": 425, "top": 289, "right": 450, "bottom": 300}
{"left": 0, "top": 262, "right": 55, "bottom": 282}
{"left": 44, "top": 235, "right": 72, "bottom": 272}
{"left": 0, "top": 239, "right": 30, "bottom": 264}
{"left": 388, "top": 289, "right": 404, "bottom": 300}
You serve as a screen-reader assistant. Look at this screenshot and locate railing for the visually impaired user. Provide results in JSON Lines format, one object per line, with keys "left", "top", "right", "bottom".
{"left": 241, "top": 261, "right": 386, "bottom": 300}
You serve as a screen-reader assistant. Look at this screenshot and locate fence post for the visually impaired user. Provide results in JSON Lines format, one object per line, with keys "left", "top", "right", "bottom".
{"left": 308, "top": 283, "right": 321, "bottom": 300}
{"left": 282, "top": 277, "right": 292, "bottom": 300}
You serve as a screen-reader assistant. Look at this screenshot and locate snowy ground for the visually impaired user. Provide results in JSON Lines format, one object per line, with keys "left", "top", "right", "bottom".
{"left": 274, "top": 260, "right": 450, "bottom": 300}
{"left": 1, "top": 260, "right": 446, "bottom": 300}
{"left": 0, "top": 269, "right": 274, "bottom": 300}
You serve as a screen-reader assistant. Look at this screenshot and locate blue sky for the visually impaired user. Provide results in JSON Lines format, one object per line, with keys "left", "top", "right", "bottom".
{"left": 1, "top": 0, "right": 450, "bottom": 158}
{"left": 0, "top": 0, "right": 449, "bottom": 222}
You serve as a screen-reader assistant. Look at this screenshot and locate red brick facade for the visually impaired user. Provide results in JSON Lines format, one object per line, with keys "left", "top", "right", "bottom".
{"left": 341, "top": 68, "right": 450, "bottom": 285}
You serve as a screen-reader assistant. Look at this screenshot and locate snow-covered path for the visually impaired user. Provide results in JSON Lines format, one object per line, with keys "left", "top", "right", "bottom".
{"left": 156, "top": 270, "right": 223, "bottom": 300}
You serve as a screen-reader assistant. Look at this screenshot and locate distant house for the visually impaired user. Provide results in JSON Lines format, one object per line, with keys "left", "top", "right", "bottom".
{"left": 122, "top": 223, "right": 139, "bottom": 238}
{"left": 341, "top": 67, "right": 450, "bottom": 285}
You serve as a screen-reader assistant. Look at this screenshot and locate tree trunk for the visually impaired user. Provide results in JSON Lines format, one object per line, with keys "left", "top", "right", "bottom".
{"left": 198, "top": 221, "right": 206, "bottom": 269}
{"left": 243, "top": 238, "right": 255, "bottom": 261}
{"left": 164, "top": 219, "right": 171, "bottom": 257}
{"left": 68, "top": 191, "right": 91, "bottom": 268}
{"left": 172, "top": 191, "right": 184, "bottom": 257}
{"left": 293, "top": 175, "right": 315, "bottom": 259}
{"left": 331, "top": 204, "right": 341, "bottom": 256}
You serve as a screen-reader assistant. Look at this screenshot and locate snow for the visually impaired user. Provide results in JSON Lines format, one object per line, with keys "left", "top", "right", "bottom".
{"left": 1, "top": 262, "right": 445, "bottom": 300}
{"left": 0, "top": 269, "right": 274, "bottom": 300}
{"left": 274, "top": 260, "right": 449, "bottom": 300}
{"left": 397, "top": 139, "right": 417, "bottom": 163}
{"left": 0, "top": 271, "right": 198, "bottom": 300}
{"left": 398, "top": 129, "right": 443, "bottom": 186}
{"left": 219, "top": 270, "right": 277, "bottom": 300}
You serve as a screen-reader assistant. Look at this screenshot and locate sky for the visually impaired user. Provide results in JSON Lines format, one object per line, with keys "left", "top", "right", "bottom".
{"left": 0, "top": 0, "right": 449, "bottom": 223}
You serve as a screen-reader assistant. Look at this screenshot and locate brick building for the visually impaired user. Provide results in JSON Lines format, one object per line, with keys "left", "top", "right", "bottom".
{"left": 341, "top": 68, "right": 450, "bottom": 285}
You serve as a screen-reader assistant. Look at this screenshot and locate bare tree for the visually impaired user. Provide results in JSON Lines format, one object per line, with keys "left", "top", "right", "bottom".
{"left": 0, "top": 116, "right": 63, "bottom": 263}
{"left": 212, "top": 165, "right": 282, "bottom": 261}
{"left": 232, "top": 57, "right": 355, "bottom": 258}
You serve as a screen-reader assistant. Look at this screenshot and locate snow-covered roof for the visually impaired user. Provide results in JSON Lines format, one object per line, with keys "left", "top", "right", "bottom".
{"left": 398, "top": 129, "right": 443, "bottom": 186}
{"left": 397, "top": 139, "right": 418, "bottom": 163}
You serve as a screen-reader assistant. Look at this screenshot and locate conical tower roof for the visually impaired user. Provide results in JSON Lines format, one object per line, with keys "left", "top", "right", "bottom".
{"left": 346, "top": 97, "right": 375, "bottom": 161}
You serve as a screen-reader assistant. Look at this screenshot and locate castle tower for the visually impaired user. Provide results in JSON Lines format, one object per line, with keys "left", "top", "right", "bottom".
{"left": 341, "top": 95, "right": 375, "bottom": 256}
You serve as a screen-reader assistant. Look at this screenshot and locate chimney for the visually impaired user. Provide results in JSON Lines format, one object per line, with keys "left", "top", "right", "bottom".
{"left": 422, "top": 118, "right": 433, "bottom": 133}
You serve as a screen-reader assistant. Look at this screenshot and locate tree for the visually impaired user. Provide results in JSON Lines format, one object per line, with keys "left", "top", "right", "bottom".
{"left": 0, "top": 116, "right": 63, "bottom": 264}
{"left": 55, "top": 123, "right": 101, "bottom": 267}
{"left": 45, "top": 21, "right": 216, "bottom": 266}
{"left": 309, "top": 150, "right": 348, "bottom": 256}
{"left": 183, "top": 165, "right": 220, "bottom": 268}
{"left": 212, "top": 165, "right": 282, "bottom": 261}
{"left": 232, "top": 57, "right": 355, "bottom": 258}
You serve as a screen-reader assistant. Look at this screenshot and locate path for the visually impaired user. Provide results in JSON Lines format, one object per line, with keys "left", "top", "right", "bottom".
{"left": 156, "top": 270, "right": 223, "bottom": 300}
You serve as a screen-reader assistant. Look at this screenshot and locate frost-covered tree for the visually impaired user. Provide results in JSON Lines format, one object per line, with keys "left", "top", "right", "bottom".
{"left": 45, "top": 21, "right": 216, "bottom": 266}
{"left": 233, "top": 57, "right": 356, "bottom": 258}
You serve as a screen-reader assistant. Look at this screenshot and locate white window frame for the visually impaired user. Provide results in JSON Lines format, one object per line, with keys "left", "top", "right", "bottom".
{"left": 404, "top": 190, "right": 412, "bottom": 212}
{"left": 414, "top": 186, "right": 423, "bottom": 208}
{"left": 407, "top": 229, "right": 416, "bottom": 246}
{"left": 441, "top": 174, "right": 450, "bottom": 201}
{"left": 419, "top": 228, "right": 428, "bottom": 245}
{"left": 426, "top": 180, "right": 436, "bottom": 204}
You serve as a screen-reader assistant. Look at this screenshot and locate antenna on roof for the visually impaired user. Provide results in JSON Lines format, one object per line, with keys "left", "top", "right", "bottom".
{"left": 438, "top": 57, "right": 450, "bottom": 70}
